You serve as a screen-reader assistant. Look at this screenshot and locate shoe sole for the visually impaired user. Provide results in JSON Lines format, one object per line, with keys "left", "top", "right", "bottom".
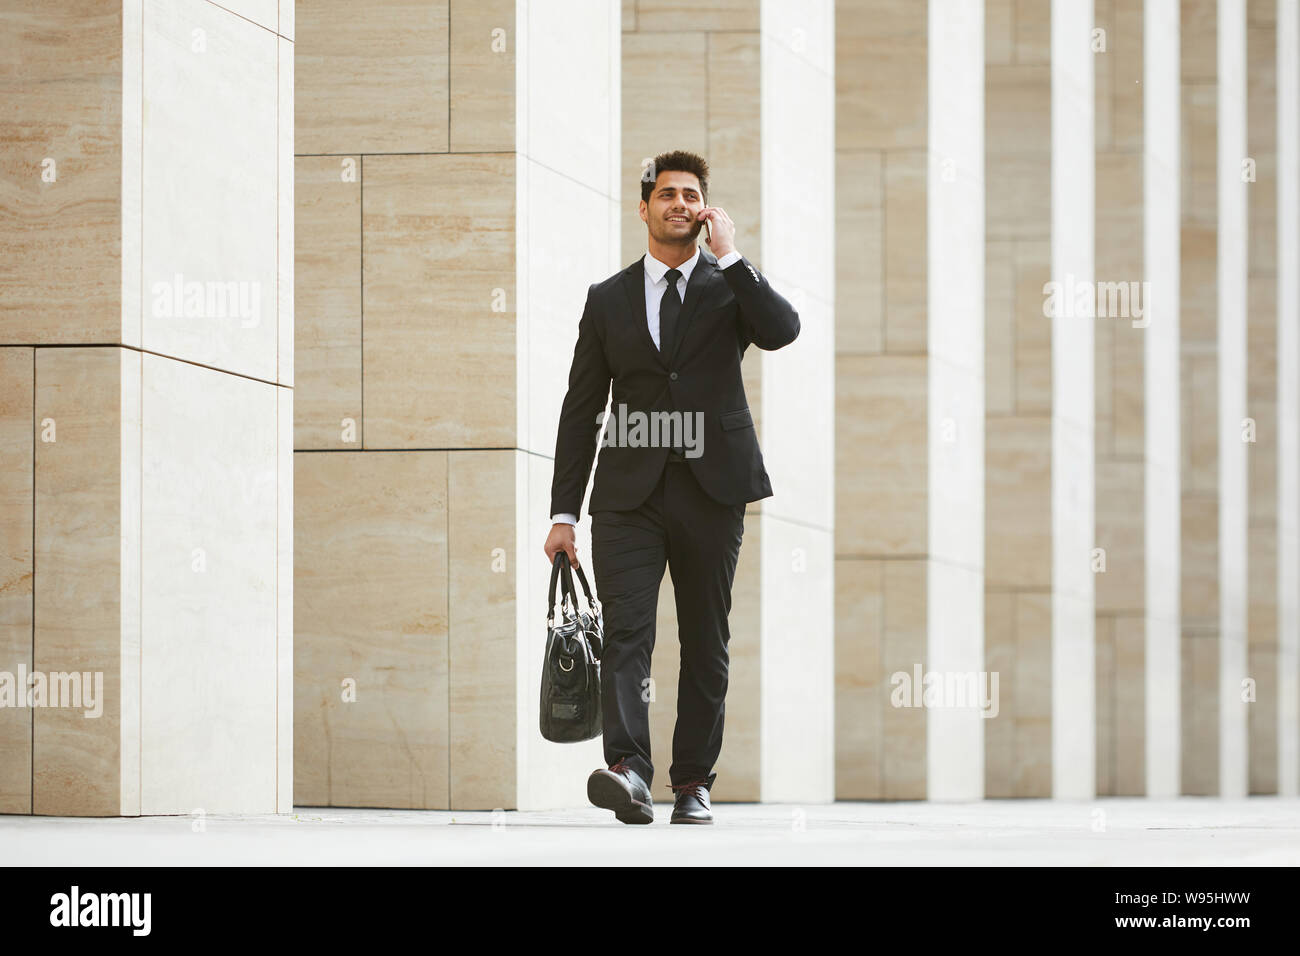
{"left": 670, "top": 816, "right": 714, "bottom": 825}
{"left": 587, "top": 772, "right": 654, "bottom": 824}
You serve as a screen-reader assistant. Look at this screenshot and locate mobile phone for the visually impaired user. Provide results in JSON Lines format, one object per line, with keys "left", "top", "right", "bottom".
{"left": 703, "top": 216, "right": 711, "bottom": 243}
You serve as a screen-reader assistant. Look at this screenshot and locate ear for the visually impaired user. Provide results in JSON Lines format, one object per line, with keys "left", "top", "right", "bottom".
{"left": 638, "top": 199, "right": 648, "bottom": 223}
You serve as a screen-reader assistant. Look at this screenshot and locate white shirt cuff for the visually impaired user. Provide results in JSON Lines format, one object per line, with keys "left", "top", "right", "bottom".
{"left": 551, "top": 513, "right": 578, "bottom": 526}
{"left": 717, "top": 250, "right": 743, "bottom": 269}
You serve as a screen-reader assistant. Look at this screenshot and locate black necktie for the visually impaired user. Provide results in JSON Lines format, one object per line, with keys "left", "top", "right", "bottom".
{"left": 659, "top": 268, "right": 682, "bottom": 354}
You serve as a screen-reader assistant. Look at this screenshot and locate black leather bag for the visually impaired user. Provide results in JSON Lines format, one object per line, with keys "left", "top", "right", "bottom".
{"left": 539, "top": 552, "right": 604, "bottom": 742}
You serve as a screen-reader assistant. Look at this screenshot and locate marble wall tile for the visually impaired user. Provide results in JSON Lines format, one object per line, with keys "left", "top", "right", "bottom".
{"left": 0, "top": 349, "right": 34, "bottom": 813}
{"left": 294, "top": 156, "right": 361, "bottom": 450}
{"left": 706, "top": 31, "right": 762, "bottom": 263}
{"left": 448, "top": 450, "right": 516, "bottom": 809}
{"left": 32, "top": 349, "right": 125, "bottom": 816}
{"left": 1013, "top": 240, "right": 1052, "bottom": 415}
{"left": 1111, "top": 0, "right": 1146, "bottom": 151}
{"left": 519, "top": 0, "right": 618, "bottom": 195}
{"left": 1014, "top": 0, "right": 1051, "bottom": 64}
{"left": 883, "top": 151, "right": 926, "bottom": 353}
{"left": 1096, "top": 459, "right": 1144, "bottom": 613}
{"left": 986, "top": 241, "right": 1017, "bottom": 415}
{"left": 1180, "top": 0, "right": 1217, "bottom": 82}
{"left": 880, "top": 559, "right": 926, "bottom": 800}
{"left": 1096, "top": 613, "right": 1116, "bottom": 793}
{"left": 0, "top": 1, "right": 122, "bottom": 344}
{"left": 985, "top": 417, "right": 1052, "bottom": 590}
{"left": 835, "top": 150, "right": 883, "bottom": 355}
{"left": 1181, "top": 491, "right": 1220, "bottom": 625}
{"left": 834, "top": 558, "right": 881, "bottom": 799}
{"left": 296, "top": 0, "right": 449, "bottom": 154}
{"left": 1014, "top": 591, "right": 1052, "bottom": 796}
{"left": 361, "top": 154, "right": 515, "bottom": 449}
{"left": 985, "top": 0, "right": 1014, "bottom": 65}
{"left": 834, "top": 0, "right": 925, "bottom": 151}
{"left": 450, "top": 0, "right": 515, "bottom": 152}
{"left": 1181, "top": 631, "right": 1219, "bottom": 793}
{"left": 1248, "top": 643, "right": 1277, "bottom": 792}
{"left": 276, "top": 385, "right": 293, "bottom": 811}
{"left": 139, "top": 353, "right": 279, "bottom": 814}
{"left": 141, "top": 0, "right": 279, "bottom": 381}
{"left": 721, "top": 513, "right": 762, "bottom": 801}
{"left": 986, "top": 65, "right": 1052, "bottom": 244}
{"left": 761, "top": 518, "right": 834, "bottom": 802}
{"left": 635, "top": 0, "right": 759, "bottom": 32}
{"left": 835, "top": 355, "right": 927, "bottom": 556}
{"left": 983, "top": 589, "right": 1016, "bottom": 797}
{"left": 294, "top": 450, "right": 449, "bottom": 809}
{"left": 1113, "top": 613, "right": 1146, "bottom": 794}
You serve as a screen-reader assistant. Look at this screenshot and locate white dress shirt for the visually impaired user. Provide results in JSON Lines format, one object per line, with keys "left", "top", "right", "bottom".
{"left": 552, "top": 246, "right": 744, "bottom": 526}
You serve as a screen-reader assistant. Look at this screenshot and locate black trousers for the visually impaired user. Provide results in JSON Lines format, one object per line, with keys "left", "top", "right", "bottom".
{"left": 590, "top": 456, "right": 745, "bottom": 791}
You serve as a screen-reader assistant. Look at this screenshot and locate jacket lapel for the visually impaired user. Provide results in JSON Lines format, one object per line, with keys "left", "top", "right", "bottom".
{"left": 668, "top": 247, "right": 717, "bottom": 363}
{"left": 620, "top": 256, "right": 666, "bottom": 368}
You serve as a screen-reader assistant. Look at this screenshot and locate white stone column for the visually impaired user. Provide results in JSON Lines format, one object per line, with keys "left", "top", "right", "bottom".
{"left": 1050, "top": 0, "right": 1097, "bottom": 799}
{"left": 1144, "top": 0, "right": 1183, "bottom": 798}
{"left": 759, "top": 0, "right": 836, "bottom": 803}
{"left": 925, "top": 0, "right": 986, "bottom": 802}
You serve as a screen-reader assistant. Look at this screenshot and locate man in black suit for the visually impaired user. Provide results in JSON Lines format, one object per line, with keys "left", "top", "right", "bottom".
{"left": 543, "top": 150, "right": 799, "bottom": 824}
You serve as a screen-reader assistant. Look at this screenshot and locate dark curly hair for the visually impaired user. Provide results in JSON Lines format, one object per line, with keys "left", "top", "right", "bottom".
{"left": 640, "top": 150, "right": 709, "bottom": 204}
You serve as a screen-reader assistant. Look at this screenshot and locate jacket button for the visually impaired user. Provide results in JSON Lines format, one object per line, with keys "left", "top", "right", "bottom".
{"left": 669, "top": 371, "right": 678, "bottom": 381}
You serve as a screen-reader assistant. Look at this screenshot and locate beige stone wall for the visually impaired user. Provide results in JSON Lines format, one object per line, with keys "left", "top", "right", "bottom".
{"left": 293, "top": 0, "right": 519, "bottom": 810}
{"left": 1180, "top": 0, "right": 1221, "bottom": 796}
{"left": 1094, "top": 0, "right": 1147, "bottom": 797}
{"left": 985, "top": 0, "right": 1055, "bottom": 798}
{"left": 834, "top": 0, "right": 930, "bottom": 802}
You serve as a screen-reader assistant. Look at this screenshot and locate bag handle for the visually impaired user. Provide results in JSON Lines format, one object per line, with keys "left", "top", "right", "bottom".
{"left": 547, "top": 552, "right": 572, "bottom": 625}
{"left": 547, "top": 551, "right": 599, "bottom": 625}
{"left": 570, "top": 561, "right": 597, "bottom": 609}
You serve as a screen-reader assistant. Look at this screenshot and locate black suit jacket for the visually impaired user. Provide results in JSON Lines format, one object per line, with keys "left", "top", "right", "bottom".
{"left": 550, "top": 247, "right": 800, "bottom": 519}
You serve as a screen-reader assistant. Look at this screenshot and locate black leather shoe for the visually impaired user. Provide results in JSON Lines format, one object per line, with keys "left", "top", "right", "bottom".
{"left": 669, "top": 777, "right": 714, "bottom": 825}
{"left": 587, "top": 758, "right": 654, "bottom": 824}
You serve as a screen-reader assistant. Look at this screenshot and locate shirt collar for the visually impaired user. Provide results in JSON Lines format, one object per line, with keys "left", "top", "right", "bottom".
{"left": 644, "top": 245, "right": 702, "bottom": 285}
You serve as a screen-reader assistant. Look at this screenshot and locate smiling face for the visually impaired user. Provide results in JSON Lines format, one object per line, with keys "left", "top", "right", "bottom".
{"left": 639, "top": 169, "right": 705, "bottom": 246}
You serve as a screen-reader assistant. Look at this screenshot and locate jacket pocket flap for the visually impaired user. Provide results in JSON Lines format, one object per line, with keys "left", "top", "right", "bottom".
{"left": 720, "top": 407, "right": 753, "bottom": 431}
